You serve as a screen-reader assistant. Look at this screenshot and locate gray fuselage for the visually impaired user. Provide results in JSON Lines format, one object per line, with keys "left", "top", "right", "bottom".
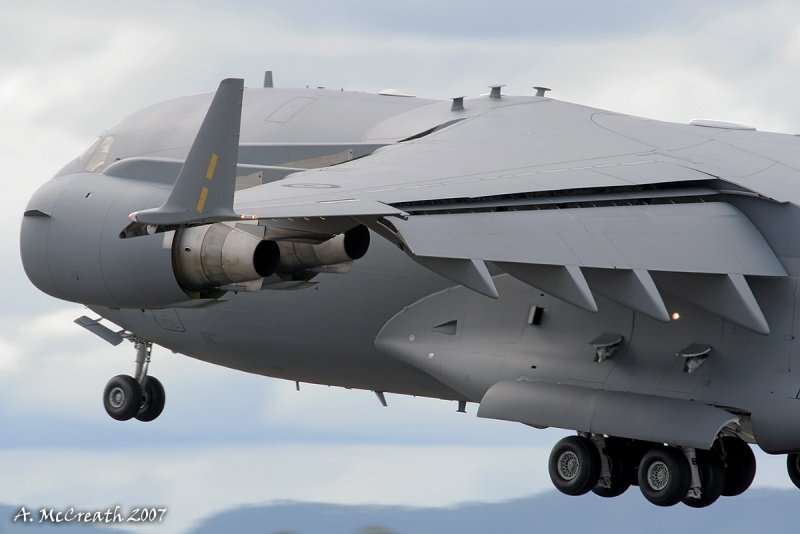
{"left": 20, "top": 86, "right": 800, "bottom": 455}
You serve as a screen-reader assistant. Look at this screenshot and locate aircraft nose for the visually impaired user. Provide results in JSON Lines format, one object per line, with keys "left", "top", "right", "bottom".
{"left": 20, "top": 172, "right": 186, "bottom": 308}
{"left": 19, "top": 176, "right": 75, "bottom": 298}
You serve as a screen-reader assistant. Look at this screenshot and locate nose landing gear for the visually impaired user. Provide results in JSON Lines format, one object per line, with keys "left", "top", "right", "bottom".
{"left": 102, "top": 338, "right": 166, "bottom": 422}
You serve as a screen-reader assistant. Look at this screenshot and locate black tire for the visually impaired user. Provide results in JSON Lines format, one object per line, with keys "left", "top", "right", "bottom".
{"left": 719, "top": 436, "right": 756, "bottom": 496}
{"left": 787, "top": 453, "right": 800, "bottom": 490}
{"left": 627, "top": 440, "right": 653, "bottom": 487}
{"left": 593, "top": 437, "right": 634, "bottom": 498}
{"left": 638, "top": 447, "right": 691, "bottom": 507}
{"left": 103, "top": 375, "right": 142, "bottom": 421}
{"left": 136, "top": 376, "right": 166, "bottom": 422}
{"left": 682, "top": 449, "right": 726, "bottom": 508}
{"left": 548, "top": 436, "right": 601, "bottom": 496}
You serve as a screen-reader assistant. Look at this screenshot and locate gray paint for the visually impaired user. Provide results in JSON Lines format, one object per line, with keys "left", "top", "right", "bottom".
{"left": 19, "top": 81, "right": 800, "bottom": 460}
{"left": 477, "top": 380, "right": 737, "bottom": 449}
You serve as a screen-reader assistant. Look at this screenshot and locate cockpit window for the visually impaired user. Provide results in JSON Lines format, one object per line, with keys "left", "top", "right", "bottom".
{"left": 79, "top": 135, "right": 114, "bottom": 172}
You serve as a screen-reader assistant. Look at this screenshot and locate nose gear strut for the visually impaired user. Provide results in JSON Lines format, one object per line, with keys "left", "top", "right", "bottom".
{"left": 76, "top": 320, "right": 166, "bottom": 422}
{"left": 74, "top": 315, "right": 167, "bottom": 422}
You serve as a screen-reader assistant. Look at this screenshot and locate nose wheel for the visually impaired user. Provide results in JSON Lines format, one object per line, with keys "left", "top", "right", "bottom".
{"left": 103, "top": 375, "right": 142, "bottom": 421}
{"left": 136, "top": 376, "right": 166, "bottom": 422}
{"left": 102, "top": 338, "right": 166, "bottom": 422}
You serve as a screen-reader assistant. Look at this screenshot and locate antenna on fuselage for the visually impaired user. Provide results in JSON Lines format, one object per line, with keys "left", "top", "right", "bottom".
{"left": 264, "top": 70, "right": 274, "bottom": 88}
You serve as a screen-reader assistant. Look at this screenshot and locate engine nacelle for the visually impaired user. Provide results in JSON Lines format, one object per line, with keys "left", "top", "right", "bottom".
{"left": 275, "top": 225, "right": 370, "bottom": 273}
{"left": 173, "top": 223, "right": 279, "bottom": 290}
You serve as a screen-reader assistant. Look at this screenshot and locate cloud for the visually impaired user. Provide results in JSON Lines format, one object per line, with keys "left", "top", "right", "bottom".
{"left": 0, "top": 337, "right": 23, "bottom": 373}
{"left": 3, "top": 2, "right": 800, "bottom": 531}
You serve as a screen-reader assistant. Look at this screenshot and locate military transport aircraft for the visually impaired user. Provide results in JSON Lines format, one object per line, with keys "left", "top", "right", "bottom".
{"left": 20, "top": 73, "right": 800, "bottom": 508}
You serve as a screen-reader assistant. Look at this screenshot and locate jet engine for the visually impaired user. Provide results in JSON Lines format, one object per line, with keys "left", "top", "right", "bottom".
{"left": 274, "top": 224, "right": 370, "bottom": 273}
{"left": 173, "top": 222, "right": 371, "bottom": 292}
{"left": 173, "top": 223, "right": 279, "bottom": 291}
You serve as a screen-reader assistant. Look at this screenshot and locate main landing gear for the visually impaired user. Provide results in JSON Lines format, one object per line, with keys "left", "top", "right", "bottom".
{"left": 103, "top": 339, "right": 166, "bottom": 422}
{"left": 547, "top": 433, "right": 756, "bottom": 507}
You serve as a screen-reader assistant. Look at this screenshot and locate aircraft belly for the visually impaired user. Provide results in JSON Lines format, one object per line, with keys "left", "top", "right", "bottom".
{"left": 376, "top": 276, "right": 635, "bottom": 402}
{"left": 375, "top": 271, "right": 799, "bottom": 418}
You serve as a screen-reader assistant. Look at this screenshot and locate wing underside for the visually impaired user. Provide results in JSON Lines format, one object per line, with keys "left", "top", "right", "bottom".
{"left": 379, "top": 201, "right": 784, "bottom": 334}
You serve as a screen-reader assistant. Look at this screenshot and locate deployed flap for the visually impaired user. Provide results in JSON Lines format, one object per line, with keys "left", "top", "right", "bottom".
{"left": 585, "top": 268, "right": 670, "bottom": 322}
{"left": 391, "top": 202, "right": 784, "bottom": 319}
{"left": 477, "top": 380, "right": 737, "bottom": 449}
{"left": 654, "top": 272, "right": 770, "bottom": 335}
{"left": 391, "top": 203, "right": 786, "bottom": 277}
{"left": 413, "top": 257, "right": 498, "bottom": 298}
{"left": 129, "top": 78, "right": 244, "bottom": 227}
{"left": 496, "top": 262, "right": 597, "bottom": 312}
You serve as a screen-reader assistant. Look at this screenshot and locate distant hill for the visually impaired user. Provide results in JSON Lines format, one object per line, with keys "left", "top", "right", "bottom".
{"left": 187, "top": 489, "right": 800, "bottom": 534}
{"left": 4, "top": 489, "right": 798, "bottom": 534}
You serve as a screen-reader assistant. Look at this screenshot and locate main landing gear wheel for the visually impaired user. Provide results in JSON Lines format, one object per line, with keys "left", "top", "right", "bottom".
{"left": 103, "top": 375, "right": 142, "bottom": 421}
{"left": 638, "top": 447, "right": 691, "bottom": 507}
{"left": 720, "top": 436, "right": 756, "bottom": 496}
{"left": 549, "top": 436, "right": 601, "bottom": 496}
{"left": 135, "top": 376, "right": 166, "bottom": 422}
{"left": 787, "top": 453, "right": 800, "bottom": 489}
{"left": 682, "top": 449, "right": 725, "bottom": 508}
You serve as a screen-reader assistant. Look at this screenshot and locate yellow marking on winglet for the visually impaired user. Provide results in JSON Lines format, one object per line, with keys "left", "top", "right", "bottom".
{"left": 206, "top": 153, "right": 219, "bottom": 180}
{"left": 196, "top": 186, "right": 209, "bottom": 213}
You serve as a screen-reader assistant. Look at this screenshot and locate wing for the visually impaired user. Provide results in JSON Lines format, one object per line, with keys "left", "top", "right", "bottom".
{"left": 233, "top": 96, "right": 796, "bottom": 335}
{"left": 234, "top": 98, "right": 710, "bottom": 215}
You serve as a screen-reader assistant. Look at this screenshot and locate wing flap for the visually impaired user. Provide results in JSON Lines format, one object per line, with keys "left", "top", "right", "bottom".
{"left": 585, "top": 268, "right": 670, "bottom": 322}
{"left": 653, "top": 272, "right": 771, "bottom": 335}
{"left": 392, "top": 202, "right": 786, "bottom": 277}
{"left": 390, "top": 202, "right": 784, "bottom": 332}
{"left": 497, "top": 263, "right": 598, "bottom": 312}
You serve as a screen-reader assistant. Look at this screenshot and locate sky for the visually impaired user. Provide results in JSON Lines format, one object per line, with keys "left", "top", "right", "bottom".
{"left": 2, "top": 1, "right": 800, "bottom": 532}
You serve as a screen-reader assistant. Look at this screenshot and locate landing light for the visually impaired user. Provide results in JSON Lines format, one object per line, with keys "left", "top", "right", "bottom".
{"left": 671, "top": 312, "right": 681, "bottom": 321}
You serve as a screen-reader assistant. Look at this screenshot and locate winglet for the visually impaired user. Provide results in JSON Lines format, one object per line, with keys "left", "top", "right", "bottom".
{"left": 126, "top": 78, "right": 244, "bottom": 230}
